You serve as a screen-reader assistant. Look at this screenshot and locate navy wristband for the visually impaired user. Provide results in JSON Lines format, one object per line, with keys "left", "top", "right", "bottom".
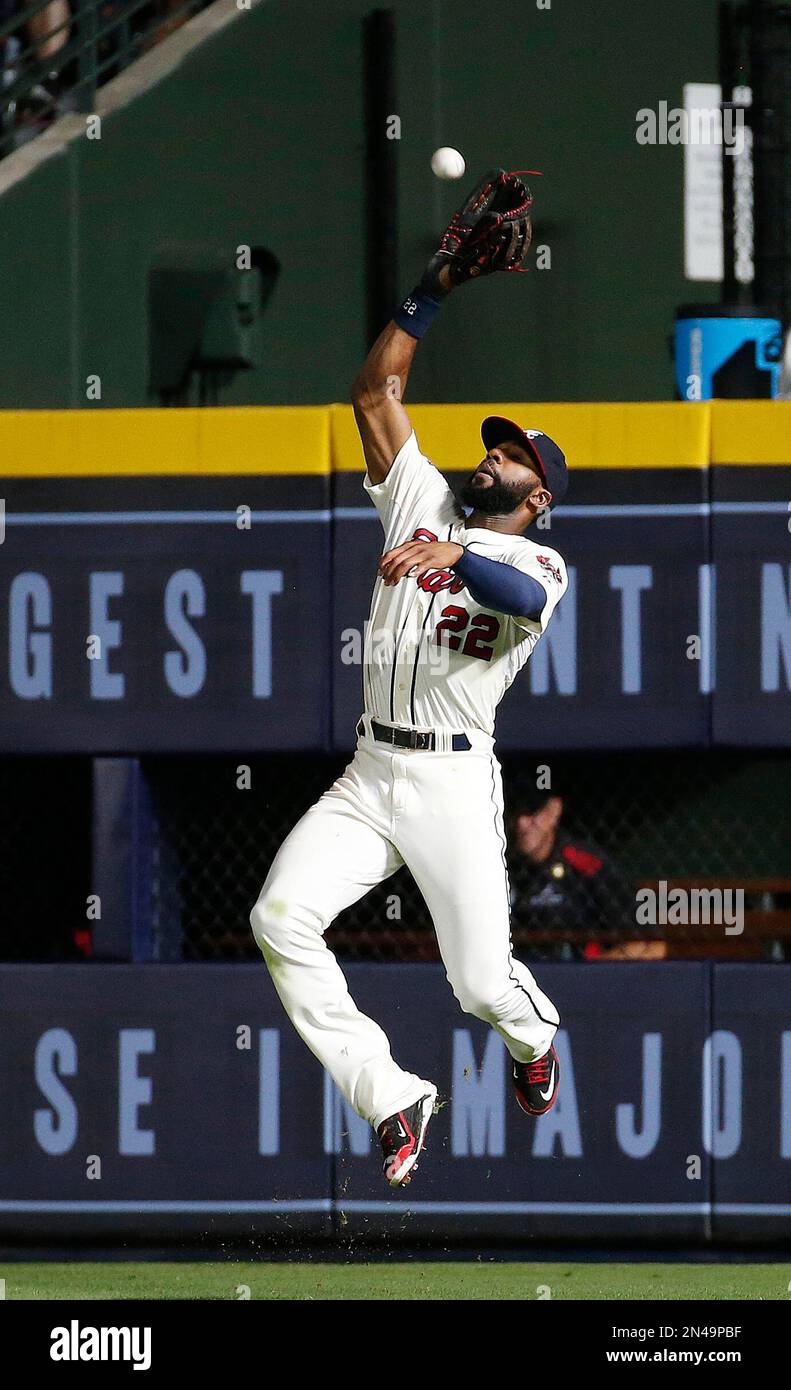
{"left": 393, "top": 285, "right": 442, "bottom": 339}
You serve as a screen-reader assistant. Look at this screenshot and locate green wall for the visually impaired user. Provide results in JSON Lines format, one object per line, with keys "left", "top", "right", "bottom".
{"left": 0, "top": 0, "right": 720, "bottom": 408}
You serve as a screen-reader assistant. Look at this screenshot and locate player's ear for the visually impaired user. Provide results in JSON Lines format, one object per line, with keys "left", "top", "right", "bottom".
{"left": 529, "top": 484, "right": 552, "bottom": 513}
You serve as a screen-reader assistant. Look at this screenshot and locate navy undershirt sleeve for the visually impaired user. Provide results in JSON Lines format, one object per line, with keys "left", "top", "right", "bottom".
{"left": 452, "top": 547, "right": 547, "bottom": 621}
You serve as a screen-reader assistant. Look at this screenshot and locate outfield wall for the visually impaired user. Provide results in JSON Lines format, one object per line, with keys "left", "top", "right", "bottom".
{"left": 0, "top": 0, "right": 718, "bottom": 408}
{"left": 0, "top": 401, "right": 789, "bottom": 751}
{"left": 0, "top": 961, "right": 788, "bottom": 1245}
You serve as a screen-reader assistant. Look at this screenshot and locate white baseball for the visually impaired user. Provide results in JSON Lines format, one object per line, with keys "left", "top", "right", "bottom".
{"left": 431, "top": 147, "right": 466, "bottom": 181}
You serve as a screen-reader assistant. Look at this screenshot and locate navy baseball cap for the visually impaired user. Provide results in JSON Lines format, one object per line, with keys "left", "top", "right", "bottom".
{"left": 481, "top": 415, "right": 568, "bottom": 508}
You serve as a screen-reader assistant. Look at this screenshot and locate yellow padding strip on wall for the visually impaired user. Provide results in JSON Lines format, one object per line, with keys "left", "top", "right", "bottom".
{"left": 710, "top": 401, "right": 791, "bottom": 464}
{"left": 0, "top": 406, "right": 331, "bottom": 476}
{"left": 331, "top": 402, "right": 710, "bottom": 473}
{"left": 1, "top": 399, "right": 788, "bottom": 476}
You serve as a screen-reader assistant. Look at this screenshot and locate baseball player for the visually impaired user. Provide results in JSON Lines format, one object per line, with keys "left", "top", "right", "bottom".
{"left": 251, "top": 171, "right": 569, "bottom": 1186}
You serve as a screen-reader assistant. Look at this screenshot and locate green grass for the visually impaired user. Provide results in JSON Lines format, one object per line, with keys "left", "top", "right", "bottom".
{"left": 2, "top": 1262, "right": 789, "bottom": 1301}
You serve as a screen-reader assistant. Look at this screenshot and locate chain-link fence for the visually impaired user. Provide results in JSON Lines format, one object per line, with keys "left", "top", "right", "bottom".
{"left": 1, "top": 749, "right": 788, "bottom": 963}
{"left": 145, "top": 749, "right": 791, "bottom": 964}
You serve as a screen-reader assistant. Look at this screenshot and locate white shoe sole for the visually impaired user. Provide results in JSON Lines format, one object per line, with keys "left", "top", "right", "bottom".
{"left": 386, "top": 1088, "right": 437, "bottom": 1187}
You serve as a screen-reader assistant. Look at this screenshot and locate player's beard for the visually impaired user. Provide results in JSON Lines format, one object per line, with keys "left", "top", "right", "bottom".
{"left": 459, "top": 474, "right": 534, "bottom": 515}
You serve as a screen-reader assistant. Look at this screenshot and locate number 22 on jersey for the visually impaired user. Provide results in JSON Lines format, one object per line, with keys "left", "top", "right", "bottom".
{"left": 434, "top": 606, "right": 500, "bottom": 662}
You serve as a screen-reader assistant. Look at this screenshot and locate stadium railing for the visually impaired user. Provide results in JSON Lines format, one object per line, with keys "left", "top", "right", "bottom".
{"left": 0, "top": 0, "right": 209, "bottom": 160}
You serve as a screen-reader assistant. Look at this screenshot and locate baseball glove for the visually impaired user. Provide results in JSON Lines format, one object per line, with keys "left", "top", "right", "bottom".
{"left": 420, "top": 168, "right": 534, "bottom": 297}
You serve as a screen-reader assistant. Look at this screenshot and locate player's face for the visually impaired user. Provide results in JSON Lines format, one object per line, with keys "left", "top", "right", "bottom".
{"left": 460, "top": 440, "right": 544, "bottom": 515}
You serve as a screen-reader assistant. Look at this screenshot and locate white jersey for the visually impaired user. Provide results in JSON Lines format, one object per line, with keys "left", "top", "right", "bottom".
{"left": 362, "top": 429, "right": 568, "bottom": 736}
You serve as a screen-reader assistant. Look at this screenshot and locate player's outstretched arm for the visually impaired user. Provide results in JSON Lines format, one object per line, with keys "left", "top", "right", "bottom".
{"left": 352, "top": 169, "right": 534, "bottom": 485}
{"left": 350, "top": 321, "right": 419, "bottom": 485}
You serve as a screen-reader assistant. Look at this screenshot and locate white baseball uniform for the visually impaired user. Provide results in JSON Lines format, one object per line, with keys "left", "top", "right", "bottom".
{"left": 251, "top": 429, "right": 568, "bottom": 1131}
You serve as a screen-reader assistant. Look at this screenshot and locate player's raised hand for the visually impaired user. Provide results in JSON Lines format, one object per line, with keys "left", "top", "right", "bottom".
{"left": 378, "top": 539, "right": 464, "bottom": 586}
{"left": 419, "top": 169, "right": 534, "bottom": 300}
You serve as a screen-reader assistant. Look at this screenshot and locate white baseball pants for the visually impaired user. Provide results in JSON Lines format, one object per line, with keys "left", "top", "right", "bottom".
{"left": 250, "top": 727, "right": 560, "bottom": 1132}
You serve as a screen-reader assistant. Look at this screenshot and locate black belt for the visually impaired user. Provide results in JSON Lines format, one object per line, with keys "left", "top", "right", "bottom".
{"left": 358, "top": 717, "right": 472, "bottom": 752}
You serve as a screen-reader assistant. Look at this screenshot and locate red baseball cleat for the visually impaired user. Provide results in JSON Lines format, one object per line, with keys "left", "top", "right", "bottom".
{"left": 512, "top": 1043, "right": 560, "bottom": 1116}
{"left": 377, "top": 1091, "right": 436, "bottom": 1187}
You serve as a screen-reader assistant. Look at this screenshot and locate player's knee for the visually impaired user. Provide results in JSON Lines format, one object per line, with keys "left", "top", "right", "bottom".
{"left": 250, "top": 890, "right": 292, "bottom": 956}
{"left": 250, "top": 880, "right": 325, "bottom": 957}
{"left": 452, "top": 978, "right": 507, "bottom": 1026}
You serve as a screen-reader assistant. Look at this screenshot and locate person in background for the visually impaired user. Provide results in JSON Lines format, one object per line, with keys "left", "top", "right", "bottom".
{"left": 2, "top": 0, "right": 71, "bottom": 148}
{"left": 507, "top": 792, "right": 666, "bottom": 961}
{"left": 27, "top": 0, "right": 70, "bottom": 62}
